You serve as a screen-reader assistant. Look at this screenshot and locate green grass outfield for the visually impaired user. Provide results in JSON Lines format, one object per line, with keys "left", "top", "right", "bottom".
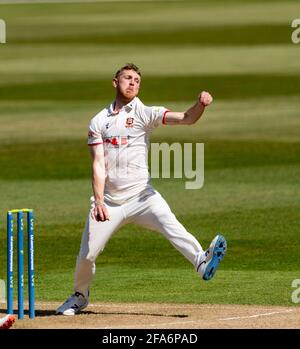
{"left": 0, "top": 0, "right": 300, "bottom": 306}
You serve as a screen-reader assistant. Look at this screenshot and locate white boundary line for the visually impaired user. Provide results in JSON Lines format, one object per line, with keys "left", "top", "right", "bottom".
{"left": 219, "top": 309, "right": 295, "bottom": 321}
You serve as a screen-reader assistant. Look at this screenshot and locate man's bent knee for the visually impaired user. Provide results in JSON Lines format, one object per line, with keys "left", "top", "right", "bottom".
{"left": 82, "top": 248, "right": 104, "bottom": 263}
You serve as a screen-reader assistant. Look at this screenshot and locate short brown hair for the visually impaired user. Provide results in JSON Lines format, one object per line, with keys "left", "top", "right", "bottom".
{"left": 114, "top": 63, "right": 141, "bottom": 78}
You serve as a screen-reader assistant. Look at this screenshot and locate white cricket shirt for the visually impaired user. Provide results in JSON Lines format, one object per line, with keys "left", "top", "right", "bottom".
{"left": 88, "top": 97, "right": 168, "bottom": 204}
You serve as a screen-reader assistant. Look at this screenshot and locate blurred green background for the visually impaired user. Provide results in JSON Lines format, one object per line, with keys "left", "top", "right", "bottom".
{"left": 0, "top": 0, "right": 299, "bottom": 307}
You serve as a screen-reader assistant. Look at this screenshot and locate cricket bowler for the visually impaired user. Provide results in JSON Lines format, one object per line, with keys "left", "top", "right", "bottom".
{"left": 56, "top": 63, "right": 227, "bottom": 315}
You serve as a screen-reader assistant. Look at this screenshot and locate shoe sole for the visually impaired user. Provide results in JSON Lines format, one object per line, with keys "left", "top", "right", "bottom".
{"left": 56, "top": 302, "right": 89, "bottom": 316}
{"left": 202, "top": 235, "right": 227, "bottom": 281}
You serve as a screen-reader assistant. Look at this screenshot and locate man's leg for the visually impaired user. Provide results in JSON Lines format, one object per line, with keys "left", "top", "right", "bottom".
{"left": 56, "top": 202, "right": 127, "bottom": 315}
{"left": 74, "top": 203, "right": 127, "bottom": 296}
{"left": 127, "top": 190, "right": 204, "bottom": 268}
{"left": 128, "top": 190, "right": 226, "bottom": 280}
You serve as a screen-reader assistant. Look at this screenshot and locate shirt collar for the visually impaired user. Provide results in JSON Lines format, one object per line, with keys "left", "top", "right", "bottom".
{"left": 108, "top": 97, "right": 138, "bottom": 116}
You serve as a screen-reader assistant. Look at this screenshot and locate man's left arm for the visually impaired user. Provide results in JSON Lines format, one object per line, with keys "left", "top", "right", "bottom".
{"left": 163, "top": 91, "right": 213, "bottom": 125}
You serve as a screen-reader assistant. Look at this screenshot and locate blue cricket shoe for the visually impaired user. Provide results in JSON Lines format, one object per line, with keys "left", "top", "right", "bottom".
{"left": 197, "top": 234, "right": 227, "bottom": 281}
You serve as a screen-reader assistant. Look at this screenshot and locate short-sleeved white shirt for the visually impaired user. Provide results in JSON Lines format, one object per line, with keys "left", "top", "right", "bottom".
{"left": 88, "top": 97, "right": 168, "bottom": 204}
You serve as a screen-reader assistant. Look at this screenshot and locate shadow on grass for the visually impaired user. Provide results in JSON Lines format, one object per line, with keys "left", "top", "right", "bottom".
{"left": 0, "top": 307, "right": 188, "bottom": 318}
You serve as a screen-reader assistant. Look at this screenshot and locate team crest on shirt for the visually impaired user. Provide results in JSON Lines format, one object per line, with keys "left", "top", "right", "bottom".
{"left": 125, "top": 117, "right": 134, "bottom": 128}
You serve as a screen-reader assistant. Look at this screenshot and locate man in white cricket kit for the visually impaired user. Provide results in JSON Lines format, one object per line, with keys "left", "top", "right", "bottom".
{"left": 57, "top": 64, "right": 227, "bottom": 315}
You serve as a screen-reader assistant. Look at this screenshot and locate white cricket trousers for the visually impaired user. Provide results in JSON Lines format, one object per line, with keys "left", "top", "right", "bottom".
{"left": 74, "top": 188, "right": 204, "bottom": 297}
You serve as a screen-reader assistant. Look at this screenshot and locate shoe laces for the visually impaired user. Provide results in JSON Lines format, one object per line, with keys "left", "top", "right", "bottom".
{"left": 74, "top": 292, "right": 85, "bottom": 298}
{"left": 64, "top": 292, "right": 84, "bottom": 305}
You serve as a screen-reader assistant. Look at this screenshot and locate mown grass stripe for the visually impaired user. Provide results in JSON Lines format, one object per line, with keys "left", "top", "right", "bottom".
{"left": 0, "top": 140, "right": 299, "bottom": 180}
{"left": 1, "top": 45, "right": 299, "bottom": 79}
{"left": 8, "top": 24, "right": 292, "bottom": 46}
{"left": 0, "top": 75, "right": 299, "bottom": 101}
{"left": 1, "top": 206, "right": 299, "bottom": 274}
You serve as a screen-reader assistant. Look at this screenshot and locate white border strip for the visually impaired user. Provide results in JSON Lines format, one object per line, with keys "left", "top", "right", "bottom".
{"left": 0, "top": 0, "right": 182, "bottom": 4}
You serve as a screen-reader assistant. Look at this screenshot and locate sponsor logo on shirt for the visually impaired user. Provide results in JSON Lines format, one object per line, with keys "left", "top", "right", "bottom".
{"left": 104, "top": 136, "right": 128, "bottom": 146}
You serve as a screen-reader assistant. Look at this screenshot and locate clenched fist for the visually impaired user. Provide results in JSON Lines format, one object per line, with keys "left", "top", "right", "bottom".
{"left": 199, "top": 91, "right": 213, "bottom": 107}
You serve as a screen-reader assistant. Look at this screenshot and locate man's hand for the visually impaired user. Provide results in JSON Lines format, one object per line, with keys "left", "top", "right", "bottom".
{"left": 92, "top": 203, "right": 110, "bottom": 222}
{"left": 199, "top": 91, "right": 213, "bottom": 107}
